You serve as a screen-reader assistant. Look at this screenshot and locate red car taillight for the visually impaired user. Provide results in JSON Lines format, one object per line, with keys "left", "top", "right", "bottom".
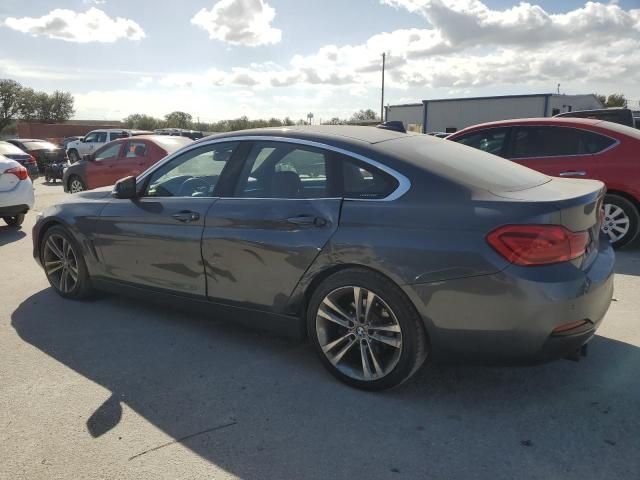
{"left": 487, "top": 225, "right": 589, "bottom": 266}
{"left": 4, "top": 165, "right": 29, "bottom": 180}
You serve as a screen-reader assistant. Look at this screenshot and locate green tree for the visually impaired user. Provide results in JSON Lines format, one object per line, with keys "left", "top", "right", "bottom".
{"left": 595, "top": 93, "right": 627, "bottom": 108}
{"left": 326, "top": 117, "right": 344, "bottom": 125}
{"left": 164, "top": 111, "right": 192, "bottom": 128}
{"left": 123, "top": 113, "right": 159, "bottom": 130}
{"left": 350, "top": 109, "right": 379, "bottom": 122}
{"left": 0, "top": 79, "right": 22, "bottom": 132}
{"left": 48, "top": 90, "right": 75, "bottom": 122}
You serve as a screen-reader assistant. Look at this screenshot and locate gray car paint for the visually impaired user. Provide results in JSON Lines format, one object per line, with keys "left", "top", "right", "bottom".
{"left": 33, "top": 126, "right": 615, "bottom": 363}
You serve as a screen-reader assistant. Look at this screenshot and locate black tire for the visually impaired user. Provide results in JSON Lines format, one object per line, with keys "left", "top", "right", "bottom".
{"left": 602, "top": 194, "right": 640, "bottom": 249}
{"left": 3, "top": 214, "right": 25, "bottom": 227}
{"left": 307, "top": 268, "right": 428, "bottom": 391}
{"left": 41, "top": 225, "right": 93, "bottom": 299}
{"left": 68, "top": 175, "right": 86, "bottom": 193}
{"left": 68, "top": 150, "right": 80, "bottom": 163}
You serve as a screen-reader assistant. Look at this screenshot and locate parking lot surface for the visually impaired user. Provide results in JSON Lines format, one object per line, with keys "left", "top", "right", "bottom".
{"left": 1, "top": 178, "right": 639, "bottom": 480}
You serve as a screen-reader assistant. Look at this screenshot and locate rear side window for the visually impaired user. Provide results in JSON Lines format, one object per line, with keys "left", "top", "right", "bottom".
{"left": 511, "top": 126, "right": 615, "bottom": 158}
{"left": 339, "top": 155, "right": 398, "bottom": 200}
{"left": 110, "top": 131, "right": 128, "bottom": 141}
{"left": 455, "top": 128, "right": 509, "bottom": 156}
{"left": 96, "top": 132, "right": 108, "bottom": 143}
{"left": 124, "top": 141, "right": 147, "bottom": 158}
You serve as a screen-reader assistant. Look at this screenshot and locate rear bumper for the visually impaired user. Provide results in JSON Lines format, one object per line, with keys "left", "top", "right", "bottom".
{"left": 0, "top": 204, "right": 30, "bottom": 216}
{"left": 405, "top": 240, "right": 615, "bottom": 364}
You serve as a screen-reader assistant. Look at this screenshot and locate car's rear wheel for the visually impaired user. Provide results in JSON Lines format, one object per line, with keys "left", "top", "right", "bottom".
{"left": 602, "top": 194, "right": 639, "bottom": 249}
{"left": 68, "top": 150, "right": 80, "bottom": 163}
{"left": 68, "top": 176, "right": 86, "bottom": 193}
{"left": 307, "top": 269, "right": 428, "bottom": 390}
{"left": 3, "top": 214, "right": 25, "bottom": 227}
{"left": 41, "top": 226, "right": 92, "bottom": 299}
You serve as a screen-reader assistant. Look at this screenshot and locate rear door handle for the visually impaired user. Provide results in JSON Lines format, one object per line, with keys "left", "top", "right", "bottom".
{"left": 286, "top": 215, "right": 327, "bottom": 227}
{"left": 559, "top": 171, "right": 586, "bottom": 177}
{"left": 171, "top": 211, "right": 200, "bottom": 223}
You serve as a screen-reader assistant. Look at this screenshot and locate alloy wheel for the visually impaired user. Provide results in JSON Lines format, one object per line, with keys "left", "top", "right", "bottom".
{"left": 315, "top": 286, "right": 403, "bottom": 381}
{"left": 69, "top": 178, "right": 85, "bottom": 193}
{"left": 43, "top": 234, "right": 79, "bottom": 294}
{"left": 602, "top": 203, "right": 630, "bottom": 243}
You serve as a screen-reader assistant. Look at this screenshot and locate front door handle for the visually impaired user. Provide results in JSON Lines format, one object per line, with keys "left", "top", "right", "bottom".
{"left": 171, "top": 211, "right": 200, "bottom": 223}
{"left": 559, "top": 171, "right": 586, "bottom": 177}
{"left": 286, "top": 215, "right": 327, "bottom": 227}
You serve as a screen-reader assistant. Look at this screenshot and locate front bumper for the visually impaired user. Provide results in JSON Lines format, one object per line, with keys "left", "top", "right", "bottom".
{"left": 405, "top": 240, "right": 615, "bottom": 364}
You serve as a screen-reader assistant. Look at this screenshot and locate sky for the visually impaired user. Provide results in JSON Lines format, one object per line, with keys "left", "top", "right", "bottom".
{"left": 0, "top": 0, "right": 639, "bottom": 122}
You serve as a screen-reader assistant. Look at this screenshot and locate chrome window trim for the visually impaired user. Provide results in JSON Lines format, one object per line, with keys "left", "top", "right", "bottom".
{"left": 137, "top": 135, "right": 411, "bottom": 202}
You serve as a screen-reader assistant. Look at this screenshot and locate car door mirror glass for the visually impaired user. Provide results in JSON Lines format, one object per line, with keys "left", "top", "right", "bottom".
{"left": 112, "top": 176, "right": 138, "bottom": 199}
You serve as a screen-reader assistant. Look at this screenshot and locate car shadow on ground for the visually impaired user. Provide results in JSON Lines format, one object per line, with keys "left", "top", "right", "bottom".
{"left": 11, "top": 289, "right": 640, "bottom": 479}
{"left": 0, "top": 226, "right": 26, "bottom": 246}
{"left": 615, "top": 249, "right": 640, "bottom": 276}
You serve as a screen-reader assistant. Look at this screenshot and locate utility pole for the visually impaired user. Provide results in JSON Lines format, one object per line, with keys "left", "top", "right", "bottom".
{"left": 381, "top": 52, "right": 386, "bottom": 122}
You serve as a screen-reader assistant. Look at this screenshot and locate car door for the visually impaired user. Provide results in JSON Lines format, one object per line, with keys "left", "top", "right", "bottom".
{"left": 84, "top": 141, "right": 124, "bottom": 189}
{"left": 78, "top": 132, "right": 98, "bottom": 155}
{"left": 112, "top": 139, "right": 150, "bottom": 179}
{"left": 94, "top": 141, "right": 240, "bottom": 296}
{"left": 202, "top": 140, "right": 341, "bottom": 313}
{"left": 506, "top": 125, "right": 599, "bottom": 178}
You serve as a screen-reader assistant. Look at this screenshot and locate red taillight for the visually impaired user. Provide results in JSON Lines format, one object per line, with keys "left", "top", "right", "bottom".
{"left": 4, "top": 166, "right": 29, "bottom": 180}
{"left": 487, "top": 225, "right": 589, "bottom": 266}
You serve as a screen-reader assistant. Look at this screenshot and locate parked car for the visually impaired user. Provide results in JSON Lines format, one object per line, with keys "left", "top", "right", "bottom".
{"left": 0, "top": 155, "right": 34, "bottom": 227}
{"left": 34, "top": 126, "right": 614, "bottom": 390}
{"left": 153, "top": 128, "right": 204, "bottom": 140}
{"left": 448, "top": 118, "right": 640, "bottom": 248}
{"left": 555, "top": 107, "right": 636, "bottom": 128}
{"left": 63, "top": 135, "right": 192, "bottom": 193}
{"left": 0, "top": 141, "right": 38, "bottom": 178}
{"left": 6, "top": 139, "right": 67, "bottom": 173}
{"left": 66, "top": 129, "right": 152, "bottom": 163}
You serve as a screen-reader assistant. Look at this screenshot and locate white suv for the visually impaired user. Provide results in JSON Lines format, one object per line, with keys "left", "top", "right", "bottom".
{"left": 66, "top": 129, "right": 147, "bottom": 163}
{"left": 0, "top": 155, "right": 34, "bottom": 227}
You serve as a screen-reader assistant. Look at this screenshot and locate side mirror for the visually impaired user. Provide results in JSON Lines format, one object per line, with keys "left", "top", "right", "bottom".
{"left": 112, "top": 176, "right": 138, "bottom": 199}
{"left": 81, "top": 137, "right": 87, "bottom": 142}
{"left": 82, "top": 154, "right": 94, "bottom": 162}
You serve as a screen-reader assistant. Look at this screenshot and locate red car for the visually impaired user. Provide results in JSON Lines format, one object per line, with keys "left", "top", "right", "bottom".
{"left": 449, "top": 118, "right": 640, "bottom": 248}
{"left": 63, "top": 135, "right": 192, "bottom": 193}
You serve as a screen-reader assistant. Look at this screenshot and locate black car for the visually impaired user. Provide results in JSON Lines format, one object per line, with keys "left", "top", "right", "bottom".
{"left": 7, "top": 138, "right": 67, "bottom": 172}
{"left": 0, "top": 141, "right": 39, "bottom": 178}
{"left": 33, "top": 126, "right": 614, "bottom": 390}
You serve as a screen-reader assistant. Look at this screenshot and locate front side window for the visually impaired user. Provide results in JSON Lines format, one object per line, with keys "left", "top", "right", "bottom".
{"left": 234, "top": 142, "right": 331, "bottom": 199}
{"left": 124, "top": 141, "right": 147, "bottom": 158}
{"left": 456, "top": 128, "right": 509, "bottom": 156}
{"left": 145, "top": 142, "right": 237, "bottom": 198}
{"left": 94, "top": 143, "right": 121, "bottom": 161}
{"left": 84, "top": 132, "right": 98, "bottom": 143}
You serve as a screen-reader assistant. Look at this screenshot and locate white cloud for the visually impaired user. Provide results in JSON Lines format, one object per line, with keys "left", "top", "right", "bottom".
{"left": 4, "top": 7, "right": 145, "bottom": 43}
{"left": 191, "top": 0, "right": 281, "bottom": 46}
{"left": 136, "top": 76, "right": 153, "bottom": 88}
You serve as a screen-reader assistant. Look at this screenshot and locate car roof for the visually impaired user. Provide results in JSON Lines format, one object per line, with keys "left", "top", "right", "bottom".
{"left": 10, "top": 138, "right": 47, "bottom": 142}
{"left": 199, "top": 125, "right": 416, "bottom": 146}
{"left": 453, "top": 117, "right": 604, "bottom": 132}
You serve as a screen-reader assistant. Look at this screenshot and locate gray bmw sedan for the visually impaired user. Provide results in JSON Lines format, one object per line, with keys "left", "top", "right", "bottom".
{"left": 33, "top": 126, "right": 614, "bottom": 390}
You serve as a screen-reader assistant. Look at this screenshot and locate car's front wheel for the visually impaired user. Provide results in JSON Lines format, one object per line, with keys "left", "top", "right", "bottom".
{"left": 602, "top": 194, "right": 639, "bottom": 249}
{"left": 68, "top": 176, "right": 86, "bottom": 193}
{"left": 307, "top": 269, "right": 428, "bottom": 390}
{"left": 3, "top": 214, "right": 25, "bottom": 227}
{"left": 41, "top": 226, "right": 92, "bottom": 299}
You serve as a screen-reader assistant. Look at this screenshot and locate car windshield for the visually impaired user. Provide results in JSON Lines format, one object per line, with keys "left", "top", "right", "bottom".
{"left": 0, "top": 142, "right": 27, "bottom": 155}
{"left": 23, "top": 141, "right": 58, "bottom": 150}
{"left": 153, "top": 136, "right": 193, "bottom": 152}
{"left": 380, "top": 134, "right": 550, "bottom": 193}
